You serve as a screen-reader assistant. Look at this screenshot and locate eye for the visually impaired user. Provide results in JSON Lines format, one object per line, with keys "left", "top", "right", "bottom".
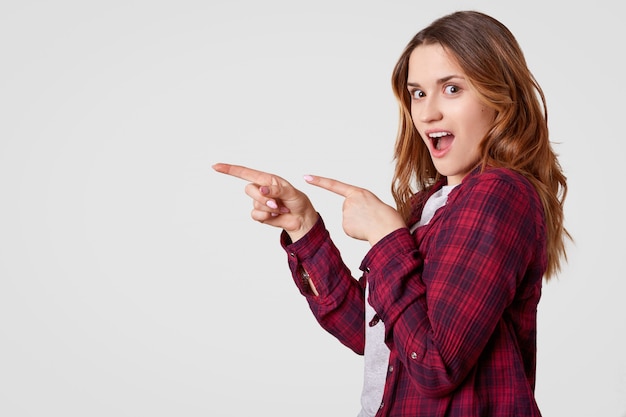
{"left": 444, "top": 85, "right": 460, "bottom": 94}
{"left": 410, "top": 89, "right": 425, "bottom": 99}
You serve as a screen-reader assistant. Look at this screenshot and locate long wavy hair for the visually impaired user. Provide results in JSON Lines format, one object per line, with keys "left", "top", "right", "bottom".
{"left": 391, "top": 10, "right": 570, "bottom": 279}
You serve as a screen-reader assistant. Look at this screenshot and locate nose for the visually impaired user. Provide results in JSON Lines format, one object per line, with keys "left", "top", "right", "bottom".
{"left": 416, "top": 97, "right": 443, "bottom": 123}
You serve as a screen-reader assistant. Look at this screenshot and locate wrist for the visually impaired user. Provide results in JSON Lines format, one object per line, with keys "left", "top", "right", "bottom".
{"left": 368, "top": 223, "right": 407, "bottom": 247}
{"left": 286, "top": 211, "right": 319, "bottom": 243}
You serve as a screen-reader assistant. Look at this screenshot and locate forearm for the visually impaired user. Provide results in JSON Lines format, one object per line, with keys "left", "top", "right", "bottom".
{"left": 281, "top": 215, "right": 366, "bottom": 354}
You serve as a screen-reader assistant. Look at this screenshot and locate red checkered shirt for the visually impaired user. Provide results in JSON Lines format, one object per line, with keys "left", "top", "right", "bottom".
{"left": 281, "top": 167, "right": 546, "bottom": 417}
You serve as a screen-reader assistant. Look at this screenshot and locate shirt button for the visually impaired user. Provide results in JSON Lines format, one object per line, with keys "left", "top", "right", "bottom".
{"left": 289, "top": 252, "right": 296, "bottom": 258}
{"left": 388, "top": 365, "right": 394, "bottom": 373}
{"left": 368, "top": 314, "right": 380, "bottom": 327}
{"left": 379, "top": 401, "right": 384, "bottom": 410}
{"left": 410, "top": 352, "right": 419, "bottom": 360}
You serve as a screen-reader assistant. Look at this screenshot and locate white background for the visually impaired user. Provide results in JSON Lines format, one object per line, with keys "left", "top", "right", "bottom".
{"left": 1, "top": 1, "right": 624, "bottom": 416}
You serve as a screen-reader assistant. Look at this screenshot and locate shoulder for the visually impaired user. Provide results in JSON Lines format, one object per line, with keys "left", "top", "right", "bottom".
{"left": 466, "top": 166, "right": 532, "bottom": 188}
{"left": 458, "top": 167, "right": 538, "bottom": 202}
{"left": 447, "top": 167, "right": 544, "bottom": 224}
{"left": 441, "top": 168, "right": 546, "bottom": 248}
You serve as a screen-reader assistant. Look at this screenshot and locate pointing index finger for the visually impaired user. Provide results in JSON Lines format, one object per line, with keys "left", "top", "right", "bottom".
{"left": 304, "top": 175, "right": 358, "bottom": 197}
{"left": 212, "top": 163, "right": 276, "bottom": 185}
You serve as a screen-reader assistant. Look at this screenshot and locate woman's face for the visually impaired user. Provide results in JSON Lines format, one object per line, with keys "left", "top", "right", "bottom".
{"left": 407, "top": 43, "right": 495, "bottom": 185}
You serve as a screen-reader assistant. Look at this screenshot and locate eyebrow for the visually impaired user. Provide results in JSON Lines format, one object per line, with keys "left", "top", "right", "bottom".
{"left": 407, "top": 74, "right": 464, "bottom": 88}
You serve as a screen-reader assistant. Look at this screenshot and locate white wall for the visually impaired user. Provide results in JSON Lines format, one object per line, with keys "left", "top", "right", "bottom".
{"left": 1, "top": 1, "right": 623, "bottom": 416}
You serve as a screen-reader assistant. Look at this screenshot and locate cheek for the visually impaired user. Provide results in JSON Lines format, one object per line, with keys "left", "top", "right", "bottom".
{"left": 410, "top": 112, "right": 426, "bottom": 142}
{"left": 470, "top": 108, "right": 495, "bottom": 141}
{"left": 479, "top": 107, "right": 497, "bottom": 129}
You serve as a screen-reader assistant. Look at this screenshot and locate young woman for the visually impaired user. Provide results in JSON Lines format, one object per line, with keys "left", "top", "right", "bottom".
{"left": 213, "top": 10, "right": 569, "bottom": 417}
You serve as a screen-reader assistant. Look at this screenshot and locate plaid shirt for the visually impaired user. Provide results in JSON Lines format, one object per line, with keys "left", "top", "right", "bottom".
{"left": 281, "top": 167, "right": 546, "bottom": 417}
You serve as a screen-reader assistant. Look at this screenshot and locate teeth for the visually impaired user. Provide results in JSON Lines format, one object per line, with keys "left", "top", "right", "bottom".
{"left": 428, "top": 132, "right": 451, "bottom": 138}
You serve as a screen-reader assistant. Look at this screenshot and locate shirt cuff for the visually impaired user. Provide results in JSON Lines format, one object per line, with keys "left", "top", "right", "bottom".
{"left": 360, "top": 226, "right": 414, "bottom": 271}
{"left": 360, "top": 227, "right": 426, "bottom": 327}
{"left": 280, "top": 214, "right": 329, "bottom": 296}
{"left": 280, "top": 213, "right": 326, "bottom": 261}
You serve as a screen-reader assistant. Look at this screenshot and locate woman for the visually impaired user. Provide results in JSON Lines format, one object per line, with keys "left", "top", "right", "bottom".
{"left": 213, "top": 10, "right": 569, "bottom": 417}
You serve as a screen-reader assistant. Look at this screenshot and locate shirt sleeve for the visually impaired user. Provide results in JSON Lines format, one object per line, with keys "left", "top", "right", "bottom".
{"left": 363, "top": 172, "right": 543, "bottom": 397}
{"left": 281, "top": 215, "right": 366, "bottom": 355}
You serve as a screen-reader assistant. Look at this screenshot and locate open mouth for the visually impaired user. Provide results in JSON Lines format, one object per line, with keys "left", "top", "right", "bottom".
{"left": 428, "top": 131, "right": 454, "bottom": 151}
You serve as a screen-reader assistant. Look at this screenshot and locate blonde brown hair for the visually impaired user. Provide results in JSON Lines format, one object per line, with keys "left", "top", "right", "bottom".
{"left": 391, "top": 10, "right": 569, "bottom": 279}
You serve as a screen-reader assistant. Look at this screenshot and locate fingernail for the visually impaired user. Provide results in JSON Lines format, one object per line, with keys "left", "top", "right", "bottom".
{"left": 260, "top": 186, "right": 270, "bottom": 195}
{"left": 303, "top": 175, "right": 314, "bottom": 182}
{"left": 279, "top": 206, "right": 290, "bottom": 213}
{"left": 266, "top": 200, "right": 278, "bottom": 209}
{"left": 271, "top": 212, "right": 279, "bottom": 217}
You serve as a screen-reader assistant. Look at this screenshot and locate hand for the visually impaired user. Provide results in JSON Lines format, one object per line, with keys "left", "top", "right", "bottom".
{"left": 304, "top": 175, "right": 406, "bottom": 246}
{"left": 212, "top": 163, "right": 319, "bottom": 242}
